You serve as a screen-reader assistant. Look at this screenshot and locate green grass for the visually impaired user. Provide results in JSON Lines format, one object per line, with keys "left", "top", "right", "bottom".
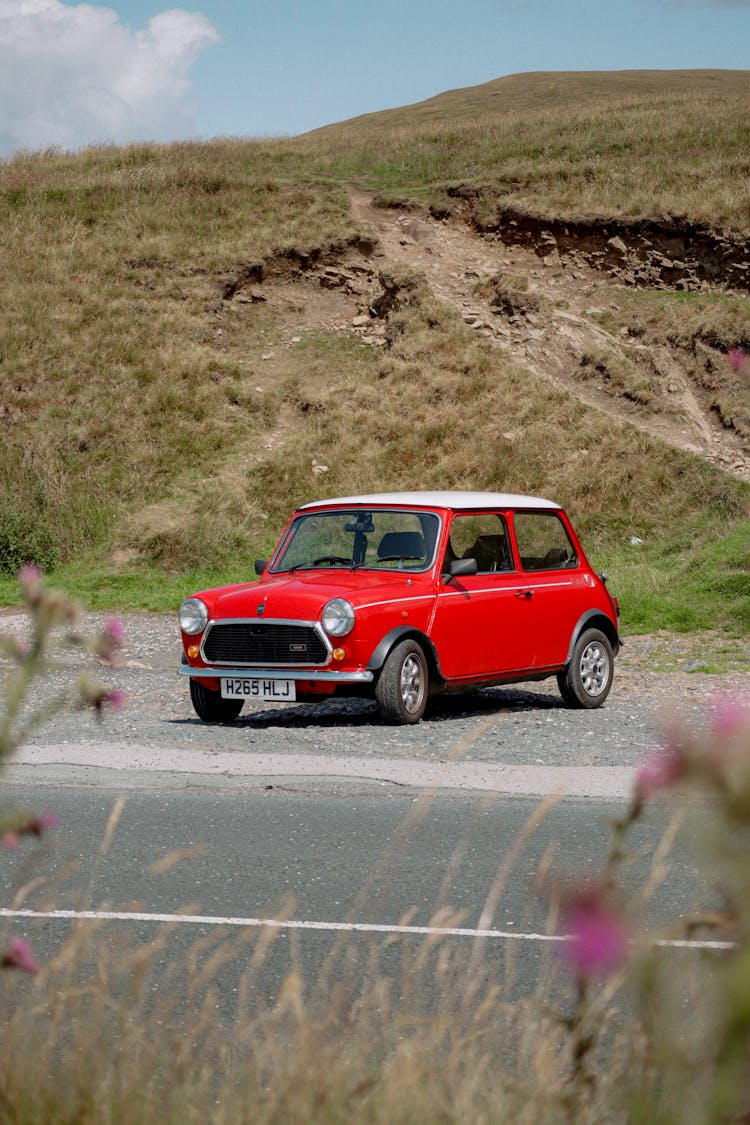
{"left": 0, "top": 562, "right": 258, "bottom": 614}
{"left": 597, "top": 518, "right": 750, "bottom": 636}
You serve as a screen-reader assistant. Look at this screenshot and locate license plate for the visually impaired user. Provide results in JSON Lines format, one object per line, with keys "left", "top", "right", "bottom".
{"left": 220, "top": 678, "right": 296, "bottom": 702}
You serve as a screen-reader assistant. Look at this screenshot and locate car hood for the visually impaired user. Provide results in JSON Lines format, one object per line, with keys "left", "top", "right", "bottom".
{"left": 205, "top": 570, "right": 431, "bottom": 620}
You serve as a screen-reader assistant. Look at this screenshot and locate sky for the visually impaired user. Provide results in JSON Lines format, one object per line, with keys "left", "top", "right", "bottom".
{"left": 0, "top": 0, "right": 749, "bottom": 157}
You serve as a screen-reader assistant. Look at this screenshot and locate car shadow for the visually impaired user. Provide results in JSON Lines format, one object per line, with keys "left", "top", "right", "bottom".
{"left": 173, "top": 685, "right": 564, "bottom": 730}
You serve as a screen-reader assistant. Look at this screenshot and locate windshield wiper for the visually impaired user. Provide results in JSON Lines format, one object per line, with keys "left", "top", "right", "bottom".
{"left": 285, "top": 555, "right": 353, "bottom": 572}
{"left": 377, "top": 555, "right": 423, "bottom": 564}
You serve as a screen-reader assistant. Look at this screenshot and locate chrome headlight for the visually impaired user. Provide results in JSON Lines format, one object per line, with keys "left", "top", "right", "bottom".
{"left": 179, "top": 597, "right": 209, "bottom": 636}
{"left": 322, "top": 598, "right": 355, "bottom": 638}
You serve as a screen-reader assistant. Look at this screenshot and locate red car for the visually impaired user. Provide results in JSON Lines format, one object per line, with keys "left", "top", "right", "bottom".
{"left": 179, "top": 491, "right": 620, "bottom": 725}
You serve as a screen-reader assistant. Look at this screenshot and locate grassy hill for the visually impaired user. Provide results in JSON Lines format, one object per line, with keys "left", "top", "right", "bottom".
{"left": 0, "top": 71, "right": 748, "bottom": 633}
{"left": 300, "top": 69, "right": 750, "bottom": 225}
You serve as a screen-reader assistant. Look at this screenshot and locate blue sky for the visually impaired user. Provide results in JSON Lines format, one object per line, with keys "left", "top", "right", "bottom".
{"left": 1, "top": 0, "right": 749, "bottom": 156}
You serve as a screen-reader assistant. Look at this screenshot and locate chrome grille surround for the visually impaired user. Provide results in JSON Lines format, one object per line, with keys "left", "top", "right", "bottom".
{"left": 200, "top": 618, "right": 331, "bottom": 668}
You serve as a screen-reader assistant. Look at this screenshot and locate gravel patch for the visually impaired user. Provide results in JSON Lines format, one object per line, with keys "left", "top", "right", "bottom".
{"left": 1, "top": 611, "right": 747, "bottom": 782}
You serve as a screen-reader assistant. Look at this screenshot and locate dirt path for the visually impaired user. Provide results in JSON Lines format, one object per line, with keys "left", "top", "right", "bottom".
{"left": 349, "top": 189, "right": 750, "bottom": 482}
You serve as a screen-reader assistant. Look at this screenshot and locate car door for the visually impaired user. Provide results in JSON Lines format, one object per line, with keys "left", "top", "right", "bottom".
{"left": 510, "top": 510, "right": 590, "bottom": 666}
{"left": 429, "top": 512, "right": 536, "bottom": 679}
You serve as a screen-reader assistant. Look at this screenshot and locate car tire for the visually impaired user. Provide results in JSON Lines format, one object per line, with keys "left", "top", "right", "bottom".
{"left": 557, "top": 628, "right": 614, "bottom": 709}
{"left": 375, "top": 639, "right": 429, "bottom": 724}
{"left": 189, "top": 678, "right": 244, "bottom": 723}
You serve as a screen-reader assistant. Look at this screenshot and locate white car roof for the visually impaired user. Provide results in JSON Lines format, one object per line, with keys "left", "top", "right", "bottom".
{"left": 299, "top": 491, "right": 561, "bottom": 511}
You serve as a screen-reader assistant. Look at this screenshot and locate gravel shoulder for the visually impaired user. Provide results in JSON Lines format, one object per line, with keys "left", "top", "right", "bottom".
{"left": 1, "top": 610, "right": 748, "bottom": 796}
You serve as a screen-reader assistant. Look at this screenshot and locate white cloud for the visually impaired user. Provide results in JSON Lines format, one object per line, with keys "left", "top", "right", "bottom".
{"left": 0, "top": 1, "right": 220, "bottom": 156}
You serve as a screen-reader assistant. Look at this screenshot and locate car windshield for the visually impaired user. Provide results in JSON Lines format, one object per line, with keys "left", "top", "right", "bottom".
{"left": 272, "top": 509, "right": 440, "bottom": 573}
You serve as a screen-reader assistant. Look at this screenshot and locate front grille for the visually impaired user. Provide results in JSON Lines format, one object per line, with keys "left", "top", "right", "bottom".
{"left": 202, "top": 621, "right": 329, "bottom": 666}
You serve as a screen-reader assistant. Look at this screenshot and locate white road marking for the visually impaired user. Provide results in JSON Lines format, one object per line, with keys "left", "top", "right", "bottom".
{"left": 0, "top": 907, "right": 733, "bottom": 950}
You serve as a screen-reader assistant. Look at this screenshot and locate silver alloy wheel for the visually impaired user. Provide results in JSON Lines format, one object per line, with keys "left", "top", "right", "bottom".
{"left": 579, "top": 639, "right": 610, "bottom": 697}
{"left": 400, "top": 652, "right": 425, "bottom": 714}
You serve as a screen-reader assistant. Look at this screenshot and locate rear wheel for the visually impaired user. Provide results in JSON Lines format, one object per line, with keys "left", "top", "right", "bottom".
{"left": 557, "top": 629, "right": 613, "bottom": 709}
{"left": 375, "top": 640, "right": 428, "bottom": 724}
{"left": 189, "top": 678, "right": 244, "bottom": 723}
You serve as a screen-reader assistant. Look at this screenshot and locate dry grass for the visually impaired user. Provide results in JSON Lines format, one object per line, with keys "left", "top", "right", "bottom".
{"left": 588, "top": 290, "right": 750, "bottom": 439}
{"left": 0, "top": 780, "right": 656, "bottom": 1125}
{"left": 0, "top": 141, "right": 350, "bottom": 568}
{"left": 0, "top": 918, "right": 628, "bottom": 1125}
{"left": 0, "top": 75, "right": 748, "bottom": 626}
{"left": 0, "top": 774, "right": 732, "bottom": 1125}
{"left": 300, "top": 71, "right": 750, "bottom": 227}
{"left": 239, "top": 284, "right": 746, "bottom": 533}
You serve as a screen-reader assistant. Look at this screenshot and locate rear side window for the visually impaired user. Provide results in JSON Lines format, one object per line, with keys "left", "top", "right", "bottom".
{"left": 445, "top": 513, "right": 512, "bottom": 572}
{"left": 513, "top": 512, "right": 577, "bottom": 571}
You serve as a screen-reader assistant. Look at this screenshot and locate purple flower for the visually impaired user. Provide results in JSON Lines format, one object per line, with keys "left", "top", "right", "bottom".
{"left": 94, "top": 618, "right": 125, "bottom": 665}
{"left": 1, "top": 937, "right": 39, "bottom": 974}
{"left": 17, "top": 563, "right": 42, "bottom": 589}
{"left": 107, "top": 690, "right": 127, "bottom": 712}
{"left": 33, "top": 810, "right": 58, "bottom": 834}
{"left": 710, "top": 694, "right": 749, "bottom": 740}
{"left": 80, "top": 682, "right": 127, "bottom": 717}
{"left": 635, "top": 745, "right": 685, "bottom": 803}
{"left": 728, "top": 349, "right": 747, "bottom": 373}
{"left": 559, "top": 887, "right": 629, "bottom": 979}
{"left": 105, "top": 618, "right": 125, "bottom": 646}
{"left": 2, "top": 810, "right": 58, "bottom": 849}
{"left": 17, "top": 564, "right": 43, "bottom": 607}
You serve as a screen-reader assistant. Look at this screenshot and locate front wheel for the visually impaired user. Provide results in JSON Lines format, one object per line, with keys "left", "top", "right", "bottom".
{"left": 557, "top": 629, "right": 614, "bottom": 709}
{"left": 375, "top": 640, "right": 429, "bottom": 724}
{"left": 189, "top": 678, "right": 244, "bottom": 723}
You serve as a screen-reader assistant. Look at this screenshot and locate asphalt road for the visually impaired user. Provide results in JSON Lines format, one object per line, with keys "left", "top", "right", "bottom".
{"left": 0, "top": 610, "right": 744, "bottom": 1015}
{"left": 0, "top": 782, "right": 716, "bottom": 1014}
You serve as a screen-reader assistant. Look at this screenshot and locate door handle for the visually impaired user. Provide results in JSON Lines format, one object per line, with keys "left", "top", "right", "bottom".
{"left": 515, "top": 589, "right": 533, "bottom": 600}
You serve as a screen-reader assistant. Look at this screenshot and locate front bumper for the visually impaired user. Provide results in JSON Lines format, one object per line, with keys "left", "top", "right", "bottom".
{"left": 179, "top": 666, "right": 374, "bottom": 685}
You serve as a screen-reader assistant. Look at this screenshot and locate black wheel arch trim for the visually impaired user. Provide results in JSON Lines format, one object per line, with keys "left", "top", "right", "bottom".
{"left": 566, "top": 611, "right": 620, "bottom": 665}
{"left": 366, "top": 627, "right": 445, "bottom": 687}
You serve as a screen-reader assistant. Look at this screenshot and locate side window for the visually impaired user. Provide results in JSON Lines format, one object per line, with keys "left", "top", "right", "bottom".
{"left": 513, "top": 512, "right": 577, "bottom": 571}
{"left": 445, "top": 514, "right": 512, "bottom": 573}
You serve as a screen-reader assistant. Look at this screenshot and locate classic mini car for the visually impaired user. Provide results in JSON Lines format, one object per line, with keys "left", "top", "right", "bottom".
{"left": 178, "top": 491, "right": 620, "bottom": 725}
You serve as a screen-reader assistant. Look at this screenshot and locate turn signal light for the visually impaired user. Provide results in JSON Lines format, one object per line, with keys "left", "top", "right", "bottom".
{"left": 332, "top": 648, "right": 346, "bottom": 662}
{"left": 187, "top": 645, "right": 200, "bottom": 659}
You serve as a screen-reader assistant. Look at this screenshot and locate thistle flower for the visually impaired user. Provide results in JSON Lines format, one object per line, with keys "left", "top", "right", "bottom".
{"left": 106, "top": 689, "right": 127, "bottom": 711}
{"left": 3, "top": 810, "right": 58, "bottom": 850}
{"left": 635, "top": 744, "right": 686, "bottom": 804}
{"left": 1, "top": 937, "right": 38, "bottom": 974}
{"left": 559, "top": 886, "right": 629, "bottom": 979}
{"left": 93, "top": 618, "right": 125, "bottom": 665}
{"left": 728, "top": 349, "right": 747, "bottom": 373}
{"left": 710, "top": 694, "right": 749, "bottom": 740}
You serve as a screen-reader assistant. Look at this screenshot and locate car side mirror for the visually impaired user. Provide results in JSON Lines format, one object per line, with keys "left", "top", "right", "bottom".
{"left": 445, "top": 557, "right": 478, "bottom": 580}
{"left": 254, "top": 559, "right": 267, "bottom": 576}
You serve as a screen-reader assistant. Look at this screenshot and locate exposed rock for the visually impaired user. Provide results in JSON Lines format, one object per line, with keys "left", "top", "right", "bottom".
{"left": 468, "top": 202, "right": 750, "bottom": 293}
{"left": 369, "top": 267, "right": 428, "bottom": 318}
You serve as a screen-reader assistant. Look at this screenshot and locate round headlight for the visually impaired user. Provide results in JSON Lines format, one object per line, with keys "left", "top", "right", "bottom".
{"left": 322, "top": 598, "right": 355, "bottom": 638}
{"left": 179, "top": 597, "right": 209, "bottom": 636}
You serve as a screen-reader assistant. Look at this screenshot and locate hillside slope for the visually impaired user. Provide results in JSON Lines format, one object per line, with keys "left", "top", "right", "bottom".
{"left": 0, "top": 72, "right": 748, "bottom": 628}
{"left": 348, "top": 191, "right": 749, "bottom": 478}
{"left": 301, "top": 69, "right": 750, "bottom": 227}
